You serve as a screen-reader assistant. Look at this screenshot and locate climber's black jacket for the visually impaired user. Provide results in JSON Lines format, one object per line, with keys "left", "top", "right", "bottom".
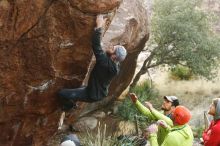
{"left": 87, "top": 28, "right": 119, "bottom": 101}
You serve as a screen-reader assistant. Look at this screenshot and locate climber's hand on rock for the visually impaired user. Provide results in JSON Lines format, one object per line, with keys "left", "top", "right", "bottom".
{"left": 129, "top": 93, "right": 138, "bottom": 103}
{"left": 96, "top": 15, "right": 107, "bottom": 28}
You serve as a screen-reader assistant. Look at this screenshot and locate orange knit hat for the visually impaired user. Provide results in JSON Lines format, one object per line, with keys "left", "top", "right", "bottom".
{"left": 173, "top": 106, "right": 191, "bottom": 125}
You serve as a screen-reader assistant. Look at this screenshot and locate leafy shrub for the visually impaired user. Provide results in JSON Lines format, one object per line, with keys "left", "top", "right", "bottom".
{"left": 170, "top": 65, "right": 193, "bottom": 80}
{"left": 117, "top": 81, "right": 158, "bottom": 127}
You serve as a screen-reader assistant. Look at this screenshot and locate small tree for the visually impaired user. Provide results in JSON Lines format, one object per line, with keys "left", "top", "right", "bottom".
{"left": 130, "top": 0, "right": 220, "bottom": 87}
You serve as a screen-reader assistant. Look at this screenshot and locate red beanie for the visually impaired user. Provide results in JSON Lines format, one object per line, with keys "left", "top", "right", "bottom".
{"left": 173, "top": 106, "right": 191, "bottom": 125}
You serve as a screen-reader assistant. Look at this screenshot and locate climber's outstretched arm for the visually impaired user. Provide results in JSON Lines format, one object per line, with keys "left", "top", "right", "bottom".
{"left": 91, "top": 15, "right": 107, "bottom": 60}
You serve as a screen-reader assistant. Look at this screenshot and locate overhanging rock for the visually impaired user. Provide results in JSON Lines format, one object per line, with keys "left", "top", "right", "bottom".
{"left": 0, "top": 0, "right": 149, "bottom": 145}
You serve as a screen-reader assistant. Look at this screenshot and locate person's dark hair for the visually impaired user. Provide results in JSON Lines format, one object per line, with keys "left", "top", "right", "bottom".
{"left": 172, "top": 99, "right": 179, "bottom": 107}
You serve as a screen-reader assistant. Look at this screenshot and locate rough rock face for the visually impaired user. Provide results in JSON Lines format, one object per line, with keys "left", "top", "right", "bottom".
{"left": 0, "top": 0, "right": 149, "bottom": 145}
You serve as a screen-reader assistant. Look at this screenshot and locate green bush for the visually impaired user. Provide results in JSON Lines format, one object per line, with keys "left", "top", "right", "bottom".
{"left": 170, "top": 65, "right": 193, "bottom": 80}
{"left": 117, "top": 81, "right": 158, "bottom": 127}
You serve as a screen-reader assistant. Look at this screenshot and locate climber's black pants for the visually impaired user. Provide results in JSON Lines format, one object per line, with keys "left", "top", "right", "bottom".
{"left": 58, "top": 86, "right": 94, "bottom": 111}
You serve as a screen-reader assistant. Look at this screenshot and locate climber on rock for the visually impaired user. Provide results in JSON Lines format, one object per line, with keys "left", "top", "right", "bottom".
{"left": 58, "top": 15, "right": 127, "bottom": 111}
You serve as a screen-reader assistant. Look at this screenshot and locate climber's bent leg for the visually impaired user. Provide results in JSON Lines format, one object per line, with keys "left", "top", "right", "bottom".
{"left": 58, "top": 86, "right": 88, "bottom": 100}
{"left": 58, "top": 89, "right": 81, "bottom": 111}
{"left": 58, "top": 94, "right": 75, "bottom": 111}
{"left": 58, "top": 86, "right": 93, "bottom": 111}
{"left": 65, "top": 86, "right": 95, "bottom": 102}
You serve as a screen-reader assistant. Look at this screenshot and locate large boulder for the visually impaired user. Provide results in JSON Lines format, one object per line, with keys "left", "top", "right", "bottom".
{"left": 0, "top": 0, "right": 149, "bottom": 145}
{"left": 80, "top": 0, "right": 149, "bottom": 116}
{"left": 71, "top": 116, "right": 98, "bottom": 132}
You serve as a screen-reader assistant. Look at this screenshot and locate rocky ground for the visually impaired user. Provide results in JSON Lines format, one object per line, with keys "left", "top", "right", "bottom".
{"left": 47, "top": 108, "right": 136, "bottom": 146}
{"left": 48, "top": 106, "right": 203, "bottom": 146}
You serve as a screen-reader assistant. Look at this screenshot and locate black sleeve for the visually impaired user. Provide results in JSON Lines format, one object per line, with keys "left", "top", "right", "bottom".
{"left": 91, "top": 28, "right": 109, "bottom": 67}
